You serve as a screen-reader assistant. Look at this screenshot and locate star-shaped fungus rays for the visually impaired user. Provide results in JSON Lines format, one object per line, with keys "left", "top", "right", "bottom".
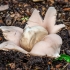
{"left": 27, "top": 7, "right": 65, "bottom": 34}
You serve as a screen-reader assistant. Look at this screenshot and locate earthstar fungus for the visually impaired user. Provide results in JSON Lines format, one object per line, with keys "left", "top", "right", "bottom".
{"left": 0, "top": 7, "right": 65, "bottom": 58}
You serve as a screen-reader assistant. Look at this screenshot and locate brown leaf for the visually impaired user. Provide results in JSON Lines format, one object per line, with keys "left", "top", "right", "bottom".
{"left": 63, "top": 8, "right": 70, "bottom": 11}
{"left": 0, "top": 37, "right": 3, "bottom": 41}
{"left": 0, "top": 20, "right": 3, "bottom": 23}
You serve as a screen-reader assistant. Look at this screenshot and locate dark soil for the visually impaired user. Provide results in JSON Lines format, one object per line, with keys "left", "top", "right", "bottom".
{"left": 0, "top": 0, "right": 70, "bottom": 70}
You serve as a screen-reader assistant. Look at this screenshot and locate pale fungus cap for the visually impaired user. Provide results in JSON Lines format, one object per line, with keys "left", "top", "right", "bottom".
{"left": 20, "top": 26, "right": 48, "bottom": 52}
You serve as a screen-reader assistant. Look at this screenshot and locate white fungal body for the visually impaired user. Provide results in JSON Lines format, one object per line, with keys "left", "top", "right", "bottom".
{"left": 30, "top": 34, "right": 62, "bottom": 58}
{"left": 20, "top": 26, "right": 48, "bottom": 52}
{"left": 0, "top": 26, "right": 23, "bottom": 46}
{"left": 0, "top": 41, "right": 28, "bottom": 54}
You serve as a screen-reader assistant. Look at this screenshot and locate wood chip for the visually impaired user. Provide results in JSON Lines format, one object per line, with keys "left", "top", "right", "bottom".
{"left": 8, "top": 63, "right": 15, "bottom": 69}
{"left": 56, "top": 63, "right": 62, "bottom": 68}
{"left": 0, "top": 5, "right": 9, "bottom": 11}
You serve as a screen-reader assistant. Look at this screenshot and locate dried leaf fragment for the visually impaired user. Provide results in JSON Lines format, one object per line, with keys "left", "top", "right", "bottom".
{"left": 33, "top": 0, "right": 43, "bottom": 2}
